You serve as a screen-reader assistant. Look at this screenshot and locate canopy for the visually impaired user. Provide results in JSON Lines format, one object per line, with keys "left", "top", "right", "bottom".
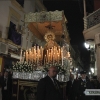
{"left": 25, "top": 10, "right": 68, "bottom": 42}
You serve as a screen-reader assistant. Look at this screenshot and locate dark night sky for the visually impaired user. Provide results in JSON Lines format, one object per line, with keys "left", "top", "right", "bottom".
{"left": 43, "top": 0, "right": 93, "bottom": 70}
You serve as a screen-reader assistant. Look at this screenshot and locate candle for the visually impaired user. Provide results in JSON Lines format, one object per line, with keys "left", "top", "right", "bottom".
{"left": 40, "top": 47, "right": 42, "bottom": 59}
{"left": 20, "top": 49, "right": 22, "bottom": 62}
{"left": 68, "top": 52, "right": 70, "bottom": 58}
{"left": 48, "top": 54, "right": 50, "bottom": 63}
{"left": 44, "top": 55, "right": 46, "bottom": 65}
{"left": 47, "top": 50, "right": 48, "bottom": 63}
{"left": 23, "top": 52, "right": 25, "bottom": 62}
{"left": 34, "top": 48, "right": 36, "bottom": 63}
{"left": 58, "top": 55, "right": 59, "bottom": 64}
{"left": 26, "top": 50, "right": 28, "bottom": 62}
{"left": 32, "top": 54, "right": 33, "bottom": 63}
{"left": 61, "top": 47, "right": 63, "bottom": 66}
{"left": 51, "top": 49, "right": 53, "bottom": 62}
{"left": 37, "top": 54, "right": 38, "bottom": 65}
{"left": 42, "top": 48, "right": 43, "bottom": 60}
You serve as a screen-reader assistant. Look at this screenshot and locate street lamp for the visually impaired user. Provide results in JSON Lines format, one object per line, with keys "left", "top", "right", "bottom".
{"left": 84, "top": 42, "right": 90, "bottom": 49}
{"left": 84, "top": 39, "right": 94, "bottom": 50}
{"left": 76, "top": 68, "right": 78, "bottom": 71}
{"left": 90, "top": 68, "right": 94, "bottom": 74}
{"left": 89, "top": 72, "right": 91, "bottom": 75}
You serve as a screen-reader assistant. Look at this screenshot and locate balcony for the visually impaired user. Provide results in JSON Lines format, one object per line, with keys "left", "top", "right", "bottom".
{"left": 84, "top": 8, "right": 100, "bottom": 29}
{"left": 83, "top": 8, "right": 100, "bottom": 40}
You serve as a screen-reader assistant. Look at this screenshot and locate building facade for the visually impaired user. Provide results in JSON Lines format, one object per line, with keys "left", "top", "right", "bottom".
{"left": 83, "top": 0, "right": 100, "bottom": 77}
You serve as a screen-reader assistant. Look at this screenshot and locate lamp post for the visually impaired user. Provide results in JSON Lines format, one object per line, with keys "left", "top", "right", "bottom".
{"left": 91, "top": 67, "right": 94, "bottom": 74}
{"left": 84, "top": 42, "right": 90, "bottom": 50}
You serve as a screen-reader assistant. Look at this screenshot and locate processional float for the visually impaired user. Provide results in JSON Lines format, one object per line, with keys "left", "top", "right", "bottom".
{"left": 13, "top": 10, "right": 72, "bottom": 82}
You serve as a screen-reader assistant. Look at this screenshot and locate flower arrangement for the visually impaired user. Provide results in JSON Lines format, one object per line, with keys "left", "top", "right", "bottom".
{"left": 57, "top": 65, "right": 68, "bottom": 74}
{"left": 12, "top": 61, "right": 34, "bottom": 72}
{"left": 41, "top": 62, "right": 68, "bottom": 74}
{"left": 12, "top": 60, "right": 68, "bottom": 75}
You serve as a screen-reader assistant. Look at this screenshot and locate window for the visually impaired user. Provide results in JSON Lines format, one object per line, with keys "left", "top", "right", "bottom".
{"left": 8, "top": 21, "right": 21, "bottom": 45}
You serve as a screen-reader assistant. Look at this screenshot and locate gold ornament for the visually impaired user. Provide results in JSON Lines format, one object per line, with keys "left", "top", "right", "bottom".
{"left": 44, "top": 31, "right": 55, "bottom": 42}
{"left": 44, "top": 31, "right": 58, "bottom": 50}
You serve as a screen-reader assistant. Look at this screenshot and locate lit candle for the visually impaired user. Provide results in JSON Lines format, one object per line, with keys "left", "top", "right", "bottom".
{"left": 37, "top": 54, "right": 38, "bottom": 65}
{"left": 51, "top": 49, "right": 53, "bottom": 62}
{"left": 48, "top": 54, "right": 50, "bottom": 63}
{"left": 44, "top": 55, "right": 46, "bottom": 65}
{"left": 68, "top": 52, "right": 70, "bottom": 58}
{"left": 23, "top": 52, "right": 25, "bottom": 62}
{"left": 40, "top": 46, "right": 43, "bottom": 59}
{"left": 20, "top": 49, "right": 22, "bottom": 62}
{"left": 61, "top": 47, "right": 63, "bottom": 66}
{"left": 26, "top": 50, "right": 28, "bottom": 62}
{"left": 34, "top": 47, "right": 36, "bottom": 63}
{"left": 58, "top": 55, "right": 59, "bottom": 64}
{"left": 42, "top": 48, "right": 43, "bottom": 60}
{"left": 32, "top": 54, "right": 33, "bottom": 63}
{"left": 47, "top": 50, "right": 48, "bottom": 63}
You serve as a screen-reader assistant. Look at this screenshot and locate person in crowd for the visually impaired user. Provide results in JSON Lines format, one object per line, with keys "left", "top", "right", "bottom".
{"left": 66, "top": 74, "right": 78, "bottom": 100}
{"left": 37, "top": 66, "right": 63, "bottom": 100}
{"left": 76, "top": 71, "right": 93, "bottom": 100}
{"left": 97, "top": 77, "right": 100, "bottom": 83}
{"left": 91, "top": 76, "right": 100, "bottom": 100}
{"left": 91, "top": 76, "right": 99, "bottom": 89}
{"left": 75, "top": 73, "right": 78, "bottom": 80}
{"left": 86, "top": 76, "right": 90, "bottom": 81}
{"left": 0, "top": 70, "right": 12, "bottom": 100}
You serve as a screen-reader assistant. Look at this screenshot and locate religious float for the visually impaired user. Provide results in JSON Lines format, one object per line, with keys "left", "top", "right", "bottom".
{"left": 12, "top": 10, "right": 72, "bottom": 100}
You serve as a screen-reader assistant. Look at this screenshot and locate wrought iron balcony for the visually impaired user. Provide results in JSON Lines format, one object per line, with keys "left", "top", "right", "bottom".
{"left": 84, "top": 8, "right": 100, "bottom": 30}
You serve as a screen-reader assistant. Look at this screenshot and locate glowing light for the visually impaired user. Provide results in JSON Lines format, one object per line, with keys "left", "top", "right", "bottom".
{"left": 91, "top": 68, "right": 94, "bottom": 74}
{"left": 76, "top": 68, "right": 78, "bottom": 71}
{"left": 89, "top": 72, "right": 91, "bottom": 75}
{"left": 84, "top": 42, "right": 89, "bottom": 49}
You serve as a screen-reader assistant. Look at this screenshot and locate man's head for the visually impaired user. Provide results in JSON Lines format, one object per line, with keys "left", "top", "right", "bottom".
{"left": 48, "top": 66, "right": 58, "bottom": 78}
{"left": 80, "top": 71, "right": 86, "bottom": 79}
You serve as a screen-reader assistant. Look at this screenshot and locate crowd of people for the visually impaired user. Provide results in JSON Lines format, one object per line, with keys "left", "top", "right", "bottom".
{"left": 66, "top": 71, "right": 100, "bottom": 100}
{"left": 37, "top": 66, "right": 100, "bottom": 100}
{"left": 0, "top": 66, "right": 100, "bottom": 100}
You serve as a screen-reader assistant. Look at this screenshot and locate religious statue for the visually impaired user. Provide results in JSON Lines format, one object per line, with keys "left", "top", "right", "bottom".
{"left": 44, "top": 31, "right": 59, "bottom": 50}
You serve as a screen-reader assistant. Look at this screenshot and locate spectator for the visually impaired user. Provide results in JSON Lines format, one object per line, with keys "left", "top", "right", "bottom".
{"left": 37, "top": 66, "right": 63, "bottom": 100}
{"left": 0, "top": 70, "right": 12, "bottom": 100}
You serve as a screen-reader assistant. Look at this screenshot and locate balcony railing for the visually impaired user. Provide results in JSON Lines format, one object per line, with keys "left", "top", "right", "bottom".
{"left": 84, "top": 8, "right": 100, "bottom": 30}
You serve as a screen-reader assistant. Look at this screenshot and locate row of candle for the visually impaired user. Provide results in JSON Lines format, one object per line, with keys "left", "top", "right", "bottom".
{"left": 25, "top": 46, "right": 43, "bottom": 64}
{"left": 20, "top": 46, "right": 70, "bottom": 66}
{"left": 44, "top": 46, "right": 63, "bottom": 65}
